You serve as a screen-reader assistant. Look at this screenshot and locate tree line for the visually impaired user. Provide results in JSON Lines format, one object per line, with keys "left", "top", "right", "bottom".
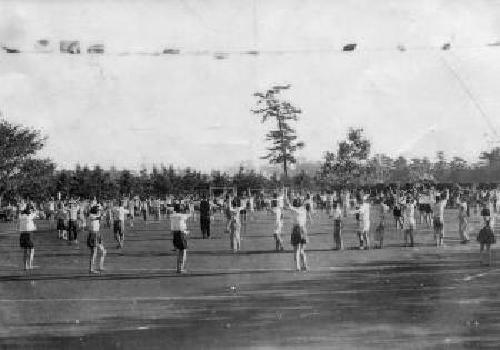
{"left": 2, "top": 84, "right": 500, "bottom": 204}
{"left": 318, "top": 128, "right": 500, "bottom": 188}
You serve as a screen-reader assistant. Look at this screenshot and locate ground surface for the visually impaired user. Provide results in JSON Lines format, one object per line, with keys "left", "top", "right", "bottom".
{"left": 0, "top": 209, "right": 499, "bottom": 349}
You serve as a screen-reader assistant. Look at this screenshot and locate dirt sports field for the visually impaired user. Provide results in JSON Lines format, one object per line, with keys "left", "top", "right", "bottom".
{"left": 0, "top": 210, "right": 499, "bottom": 350}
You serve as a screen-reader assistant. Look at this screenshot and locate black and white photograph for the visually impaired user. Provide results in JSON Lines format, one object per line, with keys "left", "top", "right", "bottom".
{"left": 1, "top": 0, "right": 500, "bottom": 348}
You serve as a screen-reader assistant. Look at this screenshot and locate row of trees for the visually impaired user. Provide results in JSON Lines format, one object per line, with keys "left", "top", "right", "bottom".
{"left": 3, "top": 121, "right": 499, "bottom": 203}
{"left": 2, "top": 163, "right": 283, "bottom": 203}
{"left": 2, "top": 84, "right": 500, "bottom": 204}
{"left": 252, "top": 85, "right": 500, "bottom": 188}
{"left": 318, "top": 128, "right": 500, "bottom": 187}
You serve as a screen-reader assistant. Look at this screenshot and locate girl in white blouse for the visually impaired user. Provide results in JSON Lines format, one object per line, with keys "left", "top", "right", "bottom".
{"left": 19, "top": 206, "right": 37, "bottom": 270}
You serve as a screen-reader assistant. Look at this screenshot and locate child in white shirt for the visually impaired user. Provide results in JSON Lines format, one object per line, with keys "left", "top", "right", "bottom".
{"left": 433, "top": 189, "right": 449, "bottom": 247}
{"left": 19, "top": 206, "right": 37, "bottom": 270}
{"left": 170, "top": 205, "right": 193, "bottom": 273}
{"left": 404, "top": 198, "right": 416, "bottom": 247}
{"left": 228, "top": 204, "right": 246, "bottom": 253}
{"left": 286, "top": 198, "right": 308, "bottom": 271}
{"left": 112, "top": 201, "right": 129, "bottom": 249}
{"left": 268, "top": 194, "right": 284, "bottom": 251}
{"left": 331, "top": 203, "right": 343, "bottom": 250}
{"left": 87, "top": 205, "right": 106, "bottom": 274}
{"left": 353, "top": 196, "right": 371, "bottom": 250}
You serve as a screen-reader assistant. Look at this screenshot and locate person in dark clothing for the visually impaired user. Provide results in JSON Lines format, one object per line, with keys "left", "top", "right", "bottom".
{"left": 199, "top": 196, "right": 212, "bottom": 239}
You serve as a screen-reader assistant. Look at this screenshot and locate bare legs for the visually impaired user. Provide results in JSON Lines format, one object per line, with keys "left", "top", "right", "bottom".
{"left": 230, "top": 230, "right": 241, "bottom": 253}
{"left": 23, "top": 248, "right": 34, "bottom": 270}
{"left": 293, "top": 243, "right": 308, "bottom": 271}
{"left": 89, "top": 244, "right": 107, "bottom": 273}
{"left": 480, "top": 243, "right": 492, "bottom": 266}
{"left": 177, "top": 249, "right": 187, "bottom": 273}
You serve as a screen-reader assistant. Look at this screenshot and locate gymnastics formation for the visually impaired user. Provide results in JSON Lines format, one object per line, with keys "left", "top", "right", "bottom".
{"left": 12, "top": 184, "right": 500, "bottom": 274}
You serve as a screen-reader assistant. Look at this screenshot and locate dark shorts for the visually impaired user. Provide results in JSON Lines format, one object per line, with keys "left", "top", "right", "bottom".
{"left": 333, "top": 220, "right": 342, "bottom": 235}
{"left": 424, "top": 204, "right": 432, "bottom": 214}
{"left": 478, "top": 229, "right": 496, "bottom": 245}
{"left": 20, "top": 232, "right": 34, "bottom": 249}
{"left": 113, "top": 220, "right": 123, "bottom": 235}
{"left": 87, "top": 231, "right": 99, "bottom": 248}
{"left": 200, "top": 216, "right": 210, "bottom": 228}
{"left": 291, "top": 225, "right": 306, "bottom": 246}
{"left": 434, "top": 218, "right": 443, "bottom": 230}
{"left": 57, "top": 219, "right": 66, "bottom": 231}
{"left": 173, "top": 230, "right": 188, "bottom": 250}
{"left": 375, "top": 223, "right": 385, "bottom": 240}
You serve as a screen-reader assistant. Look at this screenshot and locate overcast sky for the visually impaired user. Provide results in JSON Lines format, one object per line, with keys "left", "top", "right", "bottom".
{"left": 1, "top": 0, "right": 500, "bottom": 171}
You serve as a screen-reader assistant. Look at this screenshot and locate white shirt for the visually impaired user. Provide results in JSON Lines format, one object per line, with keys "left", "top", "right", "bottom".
{"left": 240, "top": 198, "right": 248, "bottom": 209}
{"left": 354, "top": 203, "right": 370, "bottom": 231}
{"left": 89, "top": 213, "right": 101, "bottom": 232}
{"left": 332, "top": 207, "right": 342, "bottom": 220}
{"left": 113, "top": 207, "right": 129, "bottom": 221}
{"left": 377, "top": 203, "right": 388, "bottom": 218}
{"left": 170, "top": 213, "right": 191, "bottom": 231}
{"left": 68, "top": 206, "right": 79, "bottom": 221}
{"left": 19, "top": 213, "right": 37, "bottom": 232}
{"left": 289, "top": 206, "right": 307, "bottom": 228}
{"left": 272, "top": 207, "right": 283, "bottom": 233}
{"left": 277, "top": 195, "right": 284, "bottom": 209}
{"left": 433, "top": 200, "right": 447, "bottom": 221}
{"left": 405, "top": 202, "right": 416, "bottom": 225}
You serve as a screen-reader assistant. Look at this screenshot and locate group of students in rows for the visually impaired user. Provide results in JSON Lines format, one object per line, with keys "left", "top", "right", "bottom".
{"left": 19, "top": 199, "right": 134, "bottom": 273}
{"left": 16, "top": 192, "right": 310, "bottom": 274}
{"left": 333, "top": 187, "right": 497, "bottom": 265}
{"left": 16, "top": 185, "right": 499, "bottom": 274}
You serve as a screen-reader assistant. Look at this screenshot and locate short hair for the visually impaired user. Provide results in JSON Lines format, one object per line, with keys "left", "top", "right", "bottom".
{"left": 174, "top": 204, "right": 186, "bottom": 213}
{"left": 22, "top": 207, "right": 32, "bottom": 215}
{"left": 89, "top": 205, "right": 99, "bottom": 214}
{"left": 292, "top": 198, "right": 302, "bottom": 208}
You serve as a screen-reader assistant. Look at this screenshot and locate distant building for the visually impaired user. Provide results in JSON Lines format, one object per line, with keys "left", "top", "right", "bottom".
{"left": 87, "top": 43, "right": 104, "bottom": 54}
{"left": 60, "top": 41, "right": 80, "bottom": 54}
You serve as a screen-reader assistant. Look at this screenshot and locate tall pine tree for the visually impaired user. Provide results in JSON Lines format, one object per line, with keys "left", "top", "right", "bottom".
{"left": 252, "top": 85, "right": 304, "bottom": 181}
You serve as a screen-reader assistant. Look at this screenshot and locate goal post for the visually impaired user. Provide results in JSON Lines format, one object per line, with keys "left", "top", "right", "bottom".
{"left": 209, "top": 186, "right": 237, "bottom": 198}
